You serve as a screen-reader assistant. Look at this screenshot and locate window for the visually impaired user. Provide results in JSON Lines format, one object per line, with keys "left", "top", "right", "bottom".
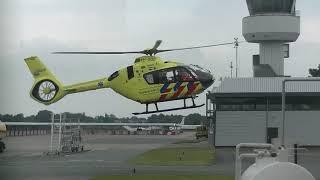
{"left": 215, "top": 96, "right": 320, "bottom": 111}
{"left": 144, "top": 67, "right": 197, "bottom": 84}
{"left": 144, "top": 74, "right": 154, "bottom": 84}
{"left": 127, "top": 66, "right": 134, "bottom": 80}
{"left": 144, "top": 71, "right": 158, "bottom": 84}
{"left": 108, "top": 71, "right": 119, "bottom": 81}
{"left": 247, "top": 0, "right": 294, "bottom": 15}
{"left": 187, "top": 69, "right": 198, "bottom": 80}
{"left": 144, "top": 69, "right": 175, "bottom": 84}
{"left": 153, "top": 69, "right": 175, "bottom": 84}
{"left": 176, "top": 67, "right": 194, "bottom": 82}
{"left": 165, "top": 70, "right": 175, "bottom": 83}
{"left": 189, "top": 64, "right": 210, "bottom": 74}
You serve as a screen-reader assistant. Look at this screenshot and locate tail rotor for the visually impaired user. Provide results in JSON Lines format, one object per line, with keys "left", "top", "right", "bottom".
{"left": 25, "top": 56, "right": 65, "bottom": 105}
{"left": 33, "top": 80, "right": 59, "bottom": 102}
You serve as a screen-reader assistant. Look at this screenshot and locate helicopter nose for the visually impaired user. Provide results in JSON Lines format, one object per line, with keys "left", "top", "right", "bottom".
{"left": 198, "top": 72, "right": 215, "bottom": 89}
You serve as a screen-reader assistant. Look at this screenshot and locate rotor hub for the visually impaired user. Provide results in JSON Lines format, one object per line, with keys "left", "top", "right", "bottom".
{"left": 43, "top": 87, "right": 52, "bottom": 94}
{"left": 35, "top": 80, "right": 57, "bottom": 102}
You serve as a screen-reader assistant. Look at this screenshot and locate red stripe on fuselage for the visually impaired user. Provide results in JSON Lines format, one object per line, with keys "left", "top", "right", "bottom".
{"left": 159, "top": 94, "right": 168, "bottom": 101}
{"left": 171, "top": 86, "right": 186, "bottom": 99}
{"left": 185, "top": 82, "right": 200, "bottom": 96}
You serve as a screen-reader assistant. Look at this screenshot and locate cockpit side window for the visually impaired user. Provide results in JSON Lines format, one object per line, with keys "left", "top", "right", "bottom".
{"left": 175, "top": 67, "right": 195, "bottom": 82}
{"left": 144, "top": 68, "right": 176, "bottom": 84}
{"left": 144, "top": 73, "right": 154, "bottom": 84}
{"left": 144, "top": 67, "right": 198, "bottom": 84}
{"left": 164, "top": 70, "right": 175, "bottom": 83}
{"left": 189, "top": 64, "right": 211, "bottom": 74}
{"left": 186, "top": 67, "right": 198, "bottom": 79}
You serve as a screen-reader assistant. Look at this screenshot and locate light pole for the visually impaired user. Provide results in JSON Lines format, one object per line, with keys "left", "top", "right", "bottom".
{"left": 234, "top": 38, "right": 239, "bottom": 78}
{"left": 230, "top": 61, "right": 233, "bottom": 78}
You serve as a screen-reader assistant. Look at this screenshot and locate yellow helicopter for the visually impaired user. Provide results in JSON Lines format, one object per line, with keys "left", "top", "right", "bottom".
{"left": 25, "top": 40, "right": 235, "bottom": 115}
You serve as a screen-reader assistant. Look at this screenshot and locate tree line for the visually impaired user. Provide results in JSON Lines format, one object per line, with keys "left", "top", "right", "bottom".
{"left": 309, "top": 64, "right": 320, "bottom": 77}
{"left": 0, "top": 110, "right": 208, "bottom": 125}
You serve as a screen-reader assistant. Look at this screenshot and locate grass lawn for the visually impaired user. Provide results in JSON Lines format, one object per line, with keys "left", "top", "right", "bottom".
{"left": 128, "top": 146, "right": 215, "bottom": 166}
{"left": 172, "top": 139, "right": 205, "bottom": 144}
{"left": 93, "top": 175, "right": 233, "bottom": 180}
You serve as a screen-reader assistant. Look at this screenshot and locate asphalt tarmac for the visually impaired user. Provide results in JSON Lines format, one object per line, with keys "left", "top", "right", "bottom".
{"left": 0, "top": 133, "right": 223, "bottom": 180}
{"left": 0, "top": 133, "right": 319, "bottom": 180}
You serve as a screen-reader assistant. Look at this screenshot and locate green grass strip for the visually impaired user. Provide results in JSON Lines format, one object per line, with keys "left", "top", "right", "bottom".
{"left": 128, "top": 147, "right": 215, "bottom": 166}
{"left": 93, "top": 175, "right": 233, "bottom": 180}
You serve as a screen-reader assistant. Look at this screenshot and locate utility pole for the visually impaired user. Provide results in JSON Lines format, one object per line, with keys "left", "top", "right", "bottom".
{"left": 234, "top": 38, "right": 239, "bottom": 78}
{"left": 230, "top": 61, "right": 233, "bottom": 78}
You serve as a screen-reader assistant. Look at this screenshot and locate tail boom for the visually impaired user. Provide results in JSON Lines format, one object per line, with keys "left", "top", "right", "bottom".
{"left": 25, "top": 56, "right": 109, "bottom": 105}
{"left": 64, "top": 78, "right": 109, "bottom": 94}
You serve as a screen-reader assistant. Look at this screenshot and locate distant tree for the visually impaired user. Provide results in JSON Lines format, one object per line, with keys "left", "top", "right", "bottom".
{"left": 0, "top": 114, "right": 13, "bottom": 122}
{"left": 0, "top": 111, "right": 208, "bottom": 125}
{"left": 309, "top": 64, "right": 320, "bottom": 77}
{"left": 13, "top": 113, "right": 24, "bottom": 122}
{"left": 126, "top": 116, "right": 146, "bottom": 123}
{"left": 147, "top": 114, "right": 163, "bottom": 123}
{"left": 36, "top": 110, "right": 53, "bottom": 122}
{"left": 147, "top": 114, "right": 182, "bottom": 123}
{"left": 107, "top": 114, "right": 119, "bottom": 122}
{"left": 25, "top": 115, "right": 36, "bottom": 122}
{"left": 94, "top": 115, "right": 104, "bottom": 123}
{"left": 185, "top": 113, "right": 208, "bottom": 125}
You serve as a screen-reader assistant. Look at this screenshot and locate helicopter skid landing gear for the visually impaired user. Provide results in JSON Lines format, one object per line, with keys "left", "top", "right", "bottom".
{"left": 132, "top": 97, "right": 204, "bottom": 115}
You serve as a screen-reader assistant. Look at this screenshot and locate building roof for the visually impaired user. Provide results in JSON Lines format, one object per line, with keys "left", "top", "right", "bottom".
{"left": 212, "top": 77, "right": 320, "bottom": 94}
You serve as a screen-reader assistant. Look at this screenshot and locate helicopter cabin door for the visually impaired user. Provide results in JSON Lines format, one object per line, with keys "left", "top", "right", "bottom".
{"left": 156, "top": 67, "right": 196, "bottom": 101}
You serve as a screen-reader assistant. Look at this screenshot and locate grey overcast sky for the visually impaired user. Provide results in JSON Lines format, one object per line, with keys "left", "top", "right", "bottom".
{"left": 0, "top": 0, "right": 319, "bottom": 117}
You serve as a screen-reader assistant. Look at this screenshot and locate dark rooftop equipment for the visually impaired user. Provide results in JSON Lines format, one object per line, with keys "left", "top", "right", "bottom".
{"left": 246, "top": 0, "right": 296, "bottom": 15}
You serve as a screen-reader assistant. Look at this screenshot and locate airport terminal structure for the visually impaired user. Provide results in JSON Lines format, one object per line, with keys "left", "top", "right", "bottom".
{"left": 207, "top": 0, "right": 320, "bottom": 147}
{"left": 208, "top": 78, "right": 320, "bottom": 147}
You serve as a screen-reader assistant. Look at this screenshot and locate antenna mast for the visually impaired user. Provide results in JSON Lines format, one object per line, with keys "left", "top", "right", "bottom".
{"left": 234, "top": 38, "right": 239, "bottom": 78}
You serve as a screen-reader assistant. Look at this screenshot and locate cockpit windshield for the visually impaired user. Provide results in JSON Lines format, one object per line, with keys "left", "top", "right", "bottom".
{"left": 189, "top": 64, "right": 211, "bottom": 74}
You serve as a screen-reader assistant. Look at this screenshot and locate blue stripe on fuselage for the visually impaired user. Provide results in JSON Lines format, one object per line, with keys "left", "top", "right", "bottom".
{"left": 160, "top": 83, "right": 170, "bottom": 93}
{"left": 173, "top": 82, "right": 182, "bottom": 92}
{"left": 187, "top": 82, "right": 194, "bottom": 90}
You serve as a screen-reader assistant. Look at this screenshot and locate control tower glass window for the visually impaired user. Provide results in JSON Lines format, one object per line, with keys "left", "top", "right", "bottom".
{"left": 246, "top": 0, "right": 295, "bottom": 15}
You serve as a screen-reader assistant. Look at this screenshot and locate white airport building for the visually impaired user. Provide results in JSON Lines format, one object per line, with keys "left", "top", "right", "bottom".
{"left": 207, "top": 0, "right": 320, "bottom": 147}
{"left": 208, "top": 78, "right": 320, "bottom": 146}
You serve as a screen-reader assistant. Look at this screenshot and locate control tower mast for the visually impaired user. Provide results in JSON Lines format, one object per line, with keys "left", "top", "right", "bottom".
{"left": 242, "top": 0, "right": 300, "bottom": 77}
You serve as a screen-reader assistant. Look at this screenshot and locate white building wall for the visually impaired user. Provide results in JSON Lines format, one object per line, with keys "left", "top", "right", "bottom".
{"left": 259, "top": 42, "right": 284, "bottom": 75}
{"left": 285, "top": 111, "right": 320, "bottom": 146}
{"left": 216, "top": 111, "right": 320, "bottom": 146}
{"left": 216, "top": 111, "right": 266, "bottom": 146}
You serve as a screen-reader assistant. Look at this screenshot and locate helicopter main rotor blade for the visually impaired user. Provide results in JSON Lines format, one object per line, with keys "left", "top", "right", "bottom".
{"left": 152, "top": 40, "right": 162, "bottom": 50}
{"left": 156, "top": 42, "right": 236, "bottom": 54}
{"left": 53, "top": 40, "right": 244, "bottom": 55}
{"left": 53, "top": 51, "right": 144, "bottom": 54}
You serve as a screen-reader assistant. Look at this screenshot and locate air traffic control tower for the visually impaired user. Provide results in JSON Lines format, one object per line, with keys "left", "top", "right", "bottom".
{"left": 208, "top": 0, "right": 320, "bottom": 148}
{"left": 243, "top": 0, "right": 300, "bottom": 77}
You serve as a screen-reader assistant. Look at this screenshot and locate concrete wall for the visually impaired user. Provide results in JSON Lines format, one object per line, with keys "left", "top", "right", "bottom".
{"left": 285, "top": 111, "right": 320, "bottom": 146}
{"left": 215, "top": 111, "right": 320, "bottom": 146}
{"left": 6, "top": 127, "right": 50, "bottom": 136}
{"left": 216, "top": 111, "right": 266, "bottom": 146}
{"left": 5, "top": 127, "right": 164, "bottom": 136}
